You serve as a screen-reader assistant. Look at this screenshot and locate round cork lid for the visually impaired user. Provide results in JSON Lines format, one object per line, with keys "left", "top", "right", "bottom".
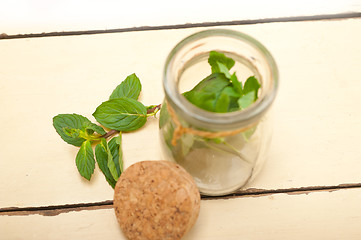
{"left": 113, "top": 160, "right": 201, "bottom": 240}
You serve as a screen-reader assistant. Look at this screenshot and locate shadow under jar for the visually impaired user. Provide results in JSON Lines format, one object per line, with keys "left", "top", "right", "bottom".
{"left": 159, "top": 29, "right": 279, "bottom": 196}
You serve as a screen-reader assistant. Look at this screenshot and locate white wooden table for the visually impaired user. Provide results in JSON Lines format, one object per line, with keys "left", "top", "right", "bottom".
{"left": 1, "top": 5, "right": 361, "bottom": 239}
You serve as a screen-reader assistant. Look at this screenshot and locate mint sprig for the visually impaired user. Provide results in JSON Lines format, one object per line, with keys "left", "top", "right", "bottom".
{"left": 52, "top": 73, "right": 160, "bottom": 188}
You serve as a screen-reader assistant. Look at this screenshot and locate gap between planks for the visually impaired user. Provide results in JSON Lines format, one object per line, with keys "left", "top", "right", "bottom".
{"left": 1, "top": 183, "right": 361, "bottom": 217}
{"left": 1, "top": 12, "right": 361, "bottom": 40}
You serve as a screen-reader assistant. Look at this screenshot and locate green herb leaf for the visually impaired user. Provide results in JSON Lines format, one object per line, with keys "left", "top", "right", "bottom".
{"left": 63, "top": 127, "right": 81, "bottom": 138}
{"left": 242, "top": 126, "right": 257, "bottom": 142}
{"left": 109, "top": 73, "right": 142, "bottom": 100}
{"left": 220, "top": 86, "right": 241, "bottom": 112}
{"left": 214, "top": 91, "right": 230, "bottom": 113}
{"left": 95, "top": 138, "right": 117, "bottom": 187}
{"left": 99, "top": 138, "right": 118, "bottom": 181}
{"left": 159, "top": 102, "right": 170, "bottom": 128}
{"left": 53, "top": 114, "right": 100, "bottom": 147}
{"left": 83, "top": 122, "right": 106, "bottom": 136}
{"left": 159, "top": 102, "right": 176, "bottom": 151}
{"left": 183, "top": 73, "right": 230, "bottom": 112}
{"left": 75, "top": 140, "right": 95, "bottom": 180}
{"left": 93, "top": 97, "right": 147, "bottom": 132}
{"left": 180, "top": 133, "right": 194, "bottom": 157}
{"left": 238, "top": 91, "right": 256, "bottom": 109}
{"left": 214, "top": 85, "right": 243, "bottom": 113}
{"left": 221, "top": 86, "right": 241, "bottom": 98}
{"left": 217, "top": 62, "right": 232, "bottom": 79}
{"left": 230, "top": 73, "right": 243, "bottom": 94}
{"left": 209, "top": 137, "right": 224, "bottom": 144}
{"left": 106, "top": 149, "right": 118, "bottom": 181}
{"left": 109, "top": 134, "right": 123, "bottom": 175}
{"left": 243, "top": 76, "right": 261, "bottom": 100}
{"left": 208, "top": 51, "right": 235, "bottom": 73}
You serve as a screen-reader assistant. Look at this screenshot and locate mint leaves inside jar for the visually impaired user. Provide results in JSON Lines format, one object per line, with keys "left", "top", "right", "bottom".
{"left": 183, "top": 51, "right": 260, "bottom": 113}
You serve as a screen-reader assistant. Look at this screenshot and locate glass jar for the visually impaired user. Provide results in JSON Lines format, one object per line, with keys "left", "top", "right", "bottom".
{"left": 159, "top": 29, "right": 279, "bottom": 196}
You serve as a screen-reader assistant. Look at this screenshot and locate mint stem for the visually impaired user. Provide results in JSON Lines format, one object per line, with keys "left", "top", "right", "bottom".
{"left": 101, "top": 129, "right": 119, "bottom": 139}
{"left": 147, "top": 104, "right": 161, "bottom": 114}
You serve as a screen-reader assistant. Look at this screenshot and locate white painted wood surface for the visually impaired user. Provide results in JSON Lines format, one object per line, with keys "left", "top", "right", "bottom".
{"left": 2, "top": 188, "right": 361, "bottom": 239}
{"left": 1, "top": 17, "right": 361, "bottom": 239}
{"left": 0, "top": 0, "right": 360, "bottom": 35}
{"left": 1, "top": 18, "right": 361, "bottom": 209}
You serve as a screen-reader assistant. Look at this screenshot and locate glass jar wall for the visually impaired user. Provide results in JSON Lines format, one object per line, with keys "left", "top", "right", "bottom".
{"left": 159, "top": 29, "right": 279, "bottom": 196}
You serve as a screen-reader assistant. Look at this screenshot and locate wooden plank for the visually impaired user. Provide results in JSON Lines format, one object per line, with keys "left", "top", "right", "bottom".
{"left": 1, "top": 1, "right": 359, "bottom": 35}
{"left": 0, "top": 19, "right": 361, "bottom": 208}
{"left": 1, "top": 188, "right": 361, "bottom": 239}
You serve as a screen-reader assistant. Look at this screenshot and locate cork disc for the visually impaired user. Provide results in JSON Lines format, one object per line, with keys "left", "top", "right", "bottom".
{"left": 113, "top": 160, "right": 201, "bottom": 240}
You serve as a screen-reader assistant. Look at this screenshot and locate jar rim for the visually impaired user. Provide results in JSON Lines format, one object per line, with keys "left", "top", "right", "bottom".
{"left": 163, "top": 29, "right": 279, "bottom": 130}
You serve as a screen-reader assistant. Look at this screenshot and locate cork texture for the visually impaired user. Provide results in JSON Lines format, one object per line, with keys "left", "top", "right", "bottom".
{"left": 113, "top": 160, "right": 201, "bottom": 240}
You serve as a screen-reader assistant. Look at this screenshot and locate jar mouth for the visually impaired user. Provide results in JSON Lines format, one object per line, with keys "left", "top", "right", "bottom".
{"left": 163, "top": 29, "right": 279, "bottom": 130}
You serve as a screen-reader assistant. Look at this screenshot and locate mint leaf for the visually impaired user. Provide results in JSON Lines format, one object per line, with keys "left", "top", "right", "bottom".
{"left": 183, "top": 73, "right": 230, "bottom": 112}
{"left": 97, "top": 138, "right": 118, "bottom": 181}
{"left": 95, "top": 138, "right": 117, "bottom": 187}
{"left": 230, "top": 73, "right": 243, "bottom": 94}
{"left": 243, "top": 76, "right": 261, "bottom": 100}
{"left": 109, "top": 135, "right": 123, "bottom": 175}
{"left": 159, "top": 102, "right": 170, "bottom": 128}
{"left": 184, "top": 73, "right": 230, "bottom": 95}
{"left": 221, "top": 86, "right": 241, "bottom": 112}
{"left": 109, "top": 73, "right": 142, "bottom": 100}
{"left": 214, "top": 86, "right": 242, "bottom": 113}
{"left": 221, "top": 86, "right": 241, "bottom": 98}
{"left": 75, "top": 140, "right": 95, "bottom": 180}
{"left": 237, "top": 76, "right": 261, "bottom": 109}
{"left": 242, "top": 126, "right": 257, "bottom": 142}
{"left": 63, "top": 127, "right": 81, "bottom": 138}
{"left": 93, "top": 97, "right": 147, "bottom": 132}
{"left": 214, "top": 91, "right": 230, "bottom": 113}
{"left": 238, "top": 91, "right": 256, "bottom": 109}
{"left": 180, "top": 133, "right": 194, "bottom": 157}
{"left": 217, "top": 62, "right": 231, "bottom": 79}
{"left": 83, "top": 122, "right": 106, "bottom": 136}
{"left": 106, "top": 147, "right": 118, "bottom": 181}
{"left": 208, "top": 51, "right": 235, "bottom": 73}
{"left": 53, "top": 114, "right": 98, "bottom": 147}
{"left": 93, "top": 136, "right": 124, "bottom": 184}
